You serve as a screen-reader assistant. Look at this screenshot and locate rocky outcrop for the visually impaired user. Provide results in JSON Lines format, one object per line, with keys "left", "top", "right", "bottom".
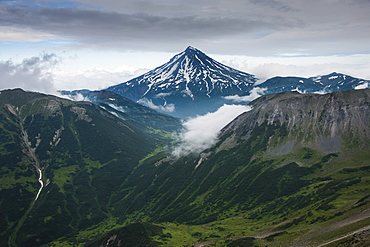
{"left": 219, "top": 89, "right": 370, "bottom": 153}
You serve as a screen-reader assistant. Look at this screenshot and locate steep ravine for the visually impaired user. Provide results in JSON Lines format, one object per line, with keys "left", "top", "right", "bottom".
{"left": 5, "top": 104, "right": 46, "bottom": 247}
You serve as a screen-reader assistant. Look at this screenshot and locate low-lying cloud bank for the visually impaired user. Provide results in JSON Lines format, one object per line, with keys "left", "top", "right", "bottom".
{"left": 172, "top": 104, "right": 252, "bottom": 157}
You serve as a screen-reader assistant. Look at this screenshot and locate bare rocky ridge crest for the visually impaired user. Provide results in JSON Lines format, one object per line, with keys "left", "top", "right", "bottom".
{"left": 219, "top": 89, "right": 370, "bottom": 154}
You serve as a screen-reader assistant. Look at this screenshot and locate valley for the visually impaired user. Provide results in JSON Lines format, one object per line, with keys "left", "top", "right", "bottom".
{"left": 0, "top": 88, "right": 369, "bottom": 246}
{"left": 0, "top": 47, "right": 369, "bottom": 247}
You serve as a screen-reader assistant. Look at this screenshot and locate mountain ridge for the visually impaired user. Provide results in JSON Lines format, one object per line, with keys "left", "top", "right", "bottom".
{"left": 59, "top": 89, "right": 183, "bottom": 139}
{"left": 105, "top": 47, "right": 369, "bottom": 117}
{"left": 60, "top": 47, "right": 370, "bottom": 118}
{"left": 259, "top": 72, "right": 369, "bottom": 95}
{"left": 0, "top": 88, "right": 160, "bottom": 247}
{"left": 218, "top": 89, "right": 370, "bottom": 156}
{"left": 91, "top": 89, "right": 369, "bottom": 246}
{"left": 1, "top": 88, "right": 369, "bottom": 246}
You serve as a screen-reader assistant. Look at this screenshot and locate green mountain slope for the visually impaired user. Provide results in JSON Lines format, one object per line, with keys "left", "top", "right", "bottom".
{"left": 0, "top": 89, "right": 161, "bottom": 247}
{"left": 60, "top": 89, "right": 183, "bottom": 141}
{"left": 86, "top": 89, "right": 370, "bottom": 246}
{"left": 1, "top": 89, "right": 369, "bottom": 246}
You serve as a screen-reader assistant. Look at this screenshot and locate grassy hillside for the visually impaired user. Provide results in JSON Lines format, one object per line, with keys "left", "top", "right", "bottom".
{"left": 1, "top": 89, "right": 369, "bottom": 246}
{"left": 0, "top": 89, "right": 160, "bottom": 247}
{"left": 78, "top": 89, "right": 370, "bottom": 246}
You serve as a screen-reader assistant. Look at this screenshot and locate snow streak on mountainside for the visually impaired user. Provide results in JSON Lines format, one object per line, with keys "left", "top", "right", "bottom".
{"left": 106, "top": 47, "right": 257, "bottom": 117}
{"left": 105, "top": 47, "right": 369, "bottom": 118}
{"left": 107, "top": 46, "right": 256, "bottom": 101}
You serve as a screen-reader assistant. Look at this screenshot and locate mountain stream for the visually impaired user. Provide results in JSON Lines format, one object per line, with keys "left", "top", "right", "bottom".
{"left": 6, "top": 105, "right": 45, "bottom": 246}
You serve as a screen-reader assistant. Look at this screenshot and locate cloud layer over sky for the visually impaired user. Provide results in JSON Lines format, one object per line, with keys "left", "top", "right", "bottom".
{"left": 1, "top": 0, "right": 369, "bottom": 55}
{"left": 0, "top": 53, "right": 58, "bottom": 93}
{"left": 1, "top": 0, "right": 370, "bottom": 91}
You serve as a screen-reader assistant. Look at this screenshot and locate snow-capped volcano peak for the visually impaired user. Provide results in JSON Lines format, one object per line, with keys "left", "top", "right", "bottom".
{"left": 107, "top": 46, "right": 257, "bottom": 102}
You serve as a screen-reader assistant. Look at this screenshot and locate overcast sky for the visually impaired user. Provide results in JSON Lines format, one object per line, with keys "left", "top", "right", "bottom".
{"left": 1, "top": 0, "right": 370, "bottom": 93}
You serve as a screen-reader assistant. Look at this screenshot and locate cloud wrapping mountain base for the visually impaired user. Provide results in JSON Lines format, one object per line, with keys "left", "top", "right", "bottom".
{"left": 138, "top": 98, "right": 175, "bottom": 113}
{"left": 224, "top": 87, "right": 266, "bottom": 102}
{"left": 172, "top": 104, "right": 251, "bottom": 156}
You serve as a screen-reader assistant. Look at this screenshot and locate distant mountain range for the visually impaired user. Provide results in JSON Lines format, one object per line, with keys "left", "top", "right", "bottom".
{"left": 2, "top": 46, "right": 370, "bottom": 246}
{"left": 106, "top": 46, "right": 257, "bottom": 117}
{"left": 63, "top": 46, "right": 369, "bottom": 118}
{"left": 1, "top": 88, "right": 370, "bottom": 246}
{"left": 258, "top": 72, "right": 369, "bottom": 95}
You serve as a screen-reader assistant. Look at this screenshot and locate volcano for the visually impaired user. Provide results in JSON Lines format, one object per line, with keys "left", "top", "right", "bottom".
{"left": 106, "top": 46, "right": 257, "bottom": 117}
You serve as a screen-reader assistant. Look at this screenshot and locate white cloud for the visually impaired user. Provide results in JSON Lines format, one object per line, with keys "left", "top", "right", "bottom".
{"left": 108, "top": 103, "right": 126, "bottom": 113}
{"left": 2, "top": 0, "right": 370, "bottom": 57}
{"left": 138, "top": 98, "right": 175, "bottom": 113}
{"left": 224, "top": 87, "right": 266, "bottom": 103}
{"left": 63, "top": 93, "right": 89, "bottom": 101}
{"left": 172, "top": 104, "right": 251, "bottom": 157}
{"left": 53, "top": 67, "right": 148, "bottom": 91}
{"left": 0, "top": 53, "right": 59, "bottom": 94}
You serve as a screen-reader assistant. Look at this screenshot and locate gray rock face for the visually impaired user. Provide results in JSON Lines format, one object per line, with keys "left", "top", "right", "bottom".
{"left": 219, "top": 89, "right": 370, "bottom": 153}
